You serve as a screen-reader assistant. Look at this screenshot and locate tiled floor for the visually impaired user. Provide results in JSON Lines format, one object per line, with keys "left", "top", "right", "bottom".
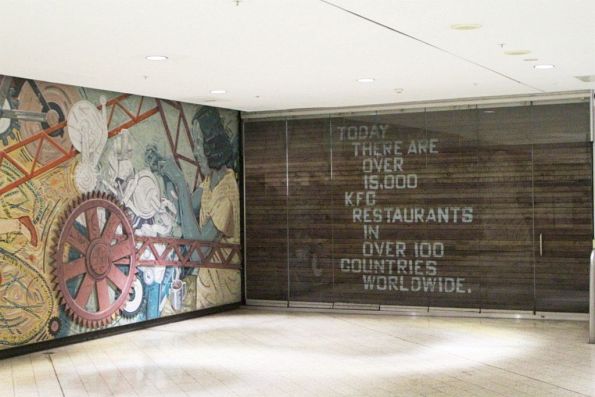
{"left": 1, "top": 308, "right": 594, "bottom": 397}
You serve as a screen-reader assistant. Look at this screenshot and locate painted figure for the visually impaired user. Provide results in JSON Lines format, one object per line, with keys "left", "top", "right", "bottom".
{"left": 151, "top": 106, "right": 240, "bottom": 307}
{"left": 191, "top": 107, "right": 241, "bottom": 306}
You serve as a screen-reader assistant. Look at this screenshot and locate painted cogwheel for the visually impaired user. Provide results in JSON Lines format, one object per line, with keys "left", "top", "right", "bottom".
{"left": 53, "top": 192, "right": 137, "bottom": 329}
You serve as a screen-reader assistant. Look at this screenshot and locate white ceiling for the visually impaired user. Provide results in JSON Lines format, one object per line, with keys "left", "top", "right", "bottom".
{"left": 1, "top": 0, "right": 594, "bottom": 112}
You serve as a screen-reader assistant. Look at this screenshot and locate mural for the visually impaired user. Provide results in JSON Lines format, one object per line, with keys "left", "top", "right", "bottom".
{"left": 0, "top": 75, "right": 241, "bottom": 349}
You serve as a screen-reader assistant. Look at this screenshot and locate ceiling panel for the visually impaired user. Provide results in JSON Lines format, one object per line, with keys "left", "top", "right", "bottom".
{"left": 332, "top": 0, "right": 595, "bottom": 93}
{"left": 0, "top": 0, "right": 592, "bottom": 111}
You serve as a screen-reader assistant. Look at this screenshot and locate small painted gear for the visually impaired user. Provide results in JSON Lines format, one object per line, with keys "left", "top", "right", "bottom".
{"left": 121, "top": 275, "right": 145, "bottom": 319}
{"left": 17, "top": 80, "right": 80, "bottom": 163}
{"left": 0, "top": 87, "right": 20, "bottom": 145}
{"left": 53, "top": 192, "right": 137, "bottom": 329}
{"left": 48, "top": 316, "right": 62, "bottom": 336}
{"left": 142, "top": 268, "right": 155, "bottom": 285}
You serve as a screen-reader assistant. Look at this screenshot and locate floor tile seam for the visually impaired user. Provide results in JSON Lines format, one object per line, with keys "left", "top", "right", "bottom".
{"left": 28, "top": 354, "right": 42, "bottom": 397}
{"left": 142, "top": 313, "right": 287, "bottom": 336}
{"left": 455, "top": 356, "right": 591, "bottom": 397}
{"left": 451, "top": 377, "right": 516, "bottom": 397}
{"left": 10, "top": 358, "right": 16, "bottom": 397}
{"left": 85, "top": 351, "right": 125, "bottom": 396}
{"left": 139, "top": 345, "right": 205, "bottom": 393}
{"left": 66, "top": 351, "right": 93, "bottom": 388}
{"left": 465, "top": 355, "right": 591, "bottom": 396}
{"left": 45, "top": 353, "right": 67, "bottom": 397}
{"left": 476, "top": 362, "right": 593, "bottom": 396}
{"left": 56, "top": 352, "right": 85, "bottom": 393}
{"left": 454, "top": 371, "right": 561, "bottom": 396}
{"left": 101, "top": 349, "right": 143, "bottom": 396}
{"left": 29, "top": 357, "right": 61, "bottom": 387}
{"left": 72, "top": 351, "right": 106, "bottom": 396}
{"left": 328, "top": 315, "right": 591, "bottom": 396}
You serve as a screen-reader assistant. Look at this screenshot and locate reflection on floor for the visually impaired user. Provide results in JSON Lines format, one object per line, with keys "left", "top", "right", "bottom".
{"left": 1, "top": 307, "right": 594, "bottom": 397}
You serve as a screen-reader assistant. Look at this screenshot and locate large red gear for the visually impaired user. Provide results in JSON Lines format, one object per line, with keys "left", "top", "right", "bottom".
{"left": 53, "top": 192, "right": 136, "bottom": 328}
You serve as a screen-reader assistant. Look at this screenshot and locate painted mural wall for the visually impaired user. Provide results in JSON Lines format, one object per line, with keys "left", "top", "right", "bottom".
{"left": 0, "top": 75, "right": 241, "bottom": 350}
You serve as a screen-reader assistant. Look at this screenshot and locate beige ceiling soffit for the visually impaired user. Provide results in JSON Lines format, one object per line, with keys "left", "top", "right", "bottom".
{"left": 242, "top": 90, "right": 591, "bottom": 120}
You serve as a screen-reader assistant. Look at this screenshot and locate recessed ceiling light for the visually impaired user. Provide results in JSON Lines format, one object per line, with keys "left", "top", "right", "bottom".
{"left": 534, "top": 64, "right": 555, "bottom": 70}
{"left": 210, "top": 90, "right": 227, "bottom": 94}
{"left": 450, "top": 23, "right": 482, "bottom": 31}
{"left": 523, "top": 58, "right": 539, "bottom": 62}
{"left": 145, "top": 55, "right": 168, "bottom": 61}
{"left": 357, "top": 78, "right": 375, "bottom": 83}
{"left": 504, "top": 50, "right": 531, "bottom": 56}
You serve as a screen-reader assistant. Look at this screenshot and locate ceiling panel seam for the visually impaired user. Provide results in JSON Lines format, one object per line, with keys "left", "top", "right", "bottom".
{"left": 319, "top": 0, "right": 545, "bottom": 94}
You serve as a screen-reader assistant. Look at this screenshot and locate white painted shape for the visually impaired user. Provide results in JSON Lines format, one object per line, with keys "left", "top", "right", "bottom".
{"left": 0, "top": 98, "right": 11, "bottom": 133}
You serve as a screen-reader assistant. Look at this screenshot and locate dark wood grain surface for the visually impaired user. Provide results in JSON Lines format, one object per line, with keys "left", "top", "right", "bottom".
{"left": 244, "top": 102, "right": 592, "bottom": 312}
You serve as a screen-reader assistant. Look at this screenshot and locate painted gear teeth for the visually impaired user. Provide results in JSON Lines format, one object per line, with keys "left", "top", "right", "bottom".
{"left": 52, "top": 192, "right": 137, "bottom": 329}
{"left": 48, "top": 316, "right": 62, "bottom": 336}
